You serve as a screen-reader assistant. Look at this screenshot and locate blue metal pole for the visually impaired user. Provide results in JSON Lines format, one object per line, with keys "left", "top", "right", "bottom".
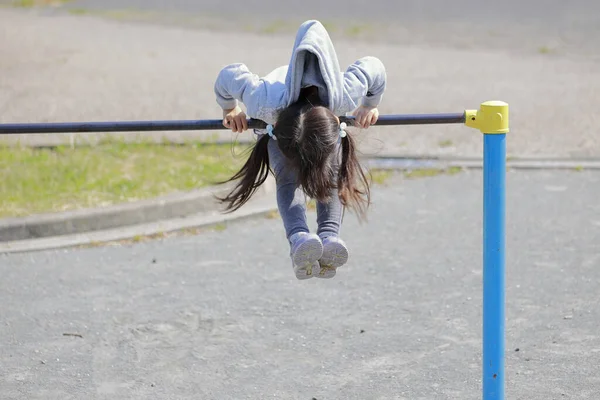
{"left": 482, "top": 133, "right": 506, "bottom": 399}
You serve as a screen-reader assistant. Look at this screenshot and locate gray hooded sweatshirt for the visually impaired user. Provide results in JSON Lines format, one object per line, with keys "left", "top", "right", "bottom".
{"left": 213, "top": 20, "right": 386, "bottom": 125}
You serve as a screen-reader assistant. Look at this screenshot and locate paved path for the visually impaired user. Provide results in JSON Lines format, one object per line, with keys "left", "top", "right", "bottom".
{"left": 2, "top": 169, "right": 599, "bottom": 399}
{"left": 1, "top": 4, "right": 599, "bottom": 158}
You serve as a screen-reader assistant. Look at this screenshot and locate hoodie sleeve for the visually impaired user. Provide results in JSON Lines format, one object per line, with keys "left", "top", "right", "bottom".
{"left": 343, "top": 56, "right": 387, "bottom": 108}
{"left": 213, "top": 63, "right": 265, "bottom": 112}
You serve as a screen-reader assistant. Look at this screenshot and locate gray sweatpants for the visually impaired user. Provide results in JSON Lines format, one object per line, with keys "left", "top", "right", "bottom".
{"left": 266, "top": 136, "right": 343, "bottom": 242}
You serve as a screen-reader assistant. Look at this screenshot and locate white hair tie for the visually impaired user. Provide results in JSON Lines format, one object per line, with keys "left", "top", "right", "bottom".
{"left": 339, "top": 122, "right": 347, "bottom": 138}
{"left": 266, "top": 124, "right": 277, "bottom": 140}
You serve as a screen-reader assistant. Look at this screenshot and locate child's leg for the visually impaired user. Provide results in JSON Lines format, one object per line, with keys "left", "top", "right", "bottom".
{"left": 315, "top": 146, "right": 348, "bottom": 278}
{"left": 268, "top": 138, "right": 322, "bottom": 279}
{"left": 316, "top": 193, "right": 343, "bottom": 238}
{"left": 316, "top": 143, "right": 343, "bottom": 238}
{"left": 315, "top": 187, "right": 348, "bottom": 279}
{"left": 267, "top": 138, "right": 309, "bottom": 240}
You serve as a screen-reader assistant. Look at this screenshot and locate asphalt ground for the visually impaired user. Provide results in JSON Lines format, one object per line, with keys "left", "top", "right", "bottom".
{"left": 2, "top": 169, "right": 599, "bottom": 399}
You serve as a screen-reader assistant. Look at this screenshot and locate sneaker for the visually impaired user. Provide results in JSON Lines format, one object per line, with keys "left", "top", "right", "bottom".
{"left": 289, "top": 232, "right": 323, "bottom": 280}
{"left": 316, "top": 236, "right": 349, "bottom": 279}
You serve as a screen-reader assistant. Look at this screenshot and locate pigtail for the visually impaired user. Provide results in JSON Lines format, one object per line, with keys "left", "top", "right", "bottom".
{"left": 338, "top": 127, "right": 371, "bottom": 220}
{"left": 216, "top": 134, "right": 271, "bottom": 213}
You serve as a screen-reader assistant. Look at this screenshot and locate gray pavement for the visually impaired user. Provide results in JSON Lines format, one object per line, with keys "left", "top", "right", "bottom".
{"left": 2, "top": 169, "right": 600, "bottom": 399}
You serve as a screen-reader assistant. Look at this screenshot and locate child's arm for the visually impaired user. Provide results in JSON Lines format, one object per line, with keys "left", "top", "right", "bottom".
{"left": 214, "top": 63, "right": 265, "bottom": 117}
{"left": 344, "top": 56, "right": 386, "bottom": 127}
{"left": 344, "top": 56, "right": 386, "bottom": 107}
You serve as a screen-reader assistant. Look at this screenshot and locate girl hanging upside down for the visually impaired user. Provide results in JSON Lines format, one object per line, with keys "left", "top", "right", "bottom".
{"left": 214, "top": 20, "right": 386, "bottom": 280}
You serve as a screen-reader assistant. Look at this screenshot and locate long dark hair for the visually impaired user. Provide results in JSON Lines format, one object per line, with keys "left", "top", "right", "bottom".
{"left": 217, "top": 90, "right": 371, "bottom": 218}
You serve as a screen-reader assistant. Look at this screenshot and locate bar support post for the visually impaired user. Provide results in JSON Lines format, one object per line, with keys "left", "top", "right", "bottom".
{"left": 466, "top": 100, "right": 509, "bottom": 400}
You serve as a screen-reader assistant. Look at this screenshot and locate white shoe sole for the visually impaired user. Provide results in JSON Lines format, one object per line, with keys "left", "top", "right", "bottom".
{"left": 291, "top": 236, "right": 323, "bottom": 280}
{"left": 317, "top": 240, "right": 349, "bottom": 279}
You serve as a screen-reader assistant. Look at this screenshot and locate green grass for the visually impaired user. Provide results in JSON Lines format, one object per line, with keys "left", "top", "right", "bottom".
{"left": 320, "top": 21, "right": 338, "bottom": 33}
{"left": 403, "top": 166, "right": 462, "bottom": 179}
{"left": 213, "top": 223, "right": 227, "bottom": 231}
{"left": 65, "top": 7, "right": 157, "bottom": 21}
{"left": 260, "top": 19, "right": 289, "bottom": 34}
{"left": 370, "top": 169, "right": 393, "bottom": 185}
{"left": 265, "top": 209, "right": 280, "bottom": 219}
{"left": 346, "top": 24, "right": 373, "bottom": 37}
{"left": 97, "top": 9, "right": 153, "bottom": 20}
{"left": 67, "top": 8, "right": 87, "bottom": 15}
{"left": 0, "top": 140, "right": 250, "bottom": 218}
{"left": 12, "top": 0, "right": 73, "bottom": 7}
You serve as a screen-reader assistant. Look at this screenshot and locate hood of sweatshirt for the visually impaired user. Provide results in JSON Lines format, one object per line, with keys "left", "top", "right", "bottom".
{"left": 283, "top": 20, "right": 344, "bottom": 112}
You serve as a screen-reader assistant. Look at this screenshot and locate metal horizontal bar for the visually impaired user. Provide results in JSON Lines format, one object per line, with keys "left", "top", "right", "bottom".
{"left": 0, "top": 119, "right": 239, "bottom": 134}
{"left": 356, "top": 113, "right": 466, "bottom": 126}
{"left": 0, "top": 113, "right": 466, "bottom": 134}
